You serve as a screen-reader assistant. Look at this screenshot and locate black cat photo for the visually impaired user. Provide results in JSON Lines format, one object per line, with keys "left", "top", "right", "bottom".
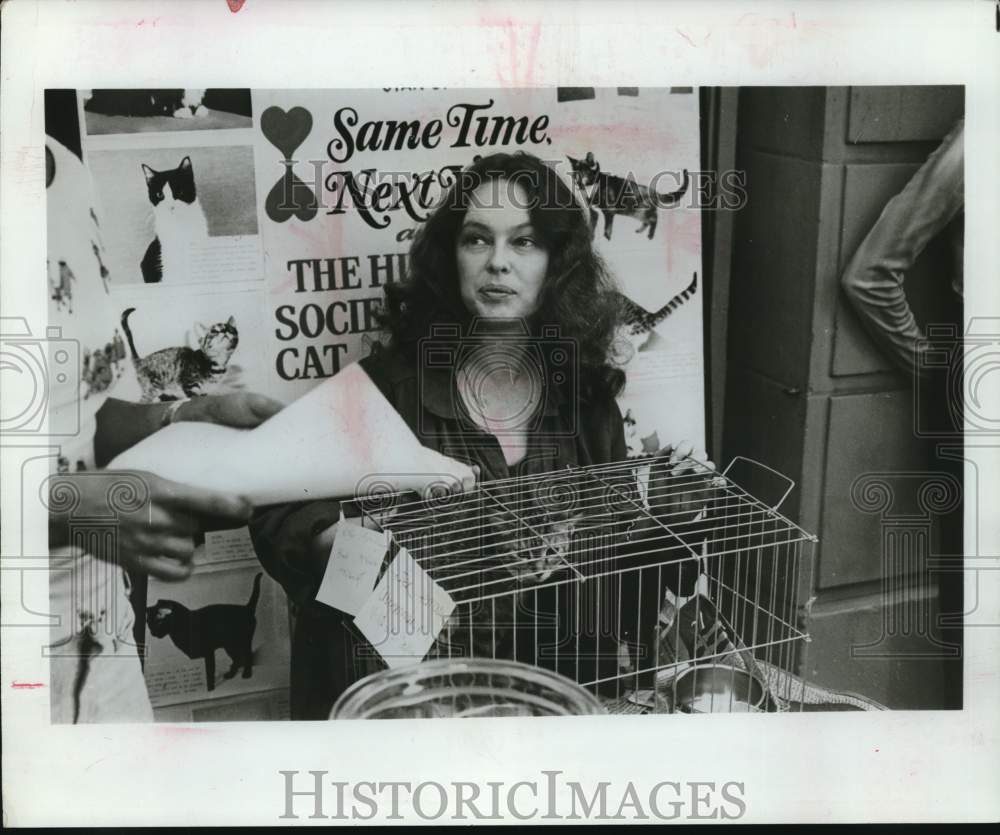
{"left": 567, "top": 151, "right": 690, "bottom": 240}
{"left": 146, "top": 573, "right": 263, "bottom": 693}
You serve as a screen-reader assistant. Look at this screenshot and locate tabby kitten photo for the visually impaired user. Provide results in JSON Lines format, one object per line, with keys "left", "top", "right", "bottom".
{"left": 612, "top": 272, "right": 699, "bottom": 364}
{"left": 120, "top": 307, "right": 239, "bottom": 402}
{"left": 140, "top": 155, "right": 210, "bottom": 283}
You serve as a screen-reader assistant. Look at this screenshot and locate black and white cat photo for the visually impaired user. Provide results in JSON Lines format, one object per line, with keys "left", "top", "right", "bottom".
{"left": 83, "top": 89, "right": 210, "bottom": 119}
{"left": 81, "top": 88, "right": 253, "bottom": 135}
{"left": 85, "top": 141, "right": 259, "bottom": 286}
{"left": 140, "top": 155, "right": 209, "bottom": 283}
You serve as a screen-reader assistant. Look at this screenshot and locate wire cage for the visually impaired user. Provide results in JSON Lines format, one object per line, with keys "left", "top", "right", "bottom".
{"left": 350, "top": 454, "right": 817, "bottom": 715}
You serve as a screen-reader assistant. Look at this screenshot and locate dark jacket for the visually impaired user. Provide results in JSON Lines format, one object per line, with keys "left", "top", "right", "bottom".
{"left": 249, "top": 347, "right": 660, "bottom": 719}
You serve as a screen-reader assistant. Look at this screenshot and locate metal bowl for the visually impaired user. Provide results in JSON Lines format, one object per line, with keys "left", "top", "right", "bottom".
{"left": 330, "top": 658, "right": 607, "bottom": 720}
{"left": 670, "top": 664, "right": 767, "bottom": 714}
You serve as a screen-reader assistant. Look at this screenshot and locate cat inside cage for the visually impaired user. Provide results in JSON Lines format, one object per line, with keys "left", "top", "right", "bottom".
{"left": 327, "top": 454, "right": 815, "bottom": 716}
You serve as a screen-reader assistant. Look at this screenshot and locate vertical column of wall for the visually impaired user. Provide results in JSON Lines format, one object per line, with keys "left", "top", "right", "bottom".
{"left": 724, "top": 86, "right": 964, "bottom": 708}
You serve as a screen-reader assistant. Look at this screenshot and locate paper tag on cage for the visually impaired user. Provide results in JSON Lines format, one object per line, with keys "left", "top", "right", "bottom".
{"left": 353, "top": 546, "right": 456, "bottom": 669}
{"left": 315, "top": 520, "right": 388, "bottom": 616}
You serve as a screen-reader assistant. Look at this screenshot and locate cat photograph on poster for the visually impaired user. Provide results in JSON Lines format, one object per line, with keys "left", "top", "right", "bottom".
{"left": 120, "top": 305, "right": 240, "bottom": 402}
{"left": 82, "top": 88, "right": 253, "bottom": 135}
{"left": 87, "top": 143, "right": 261, "bottom": 285}
{"left": 552, "top": 87, "right": 705, "bottom": 463}
{"left": 146, "top": 572, "right": 263, "bottom": 693}
{"left": 108, "top": 291, "right": 269, "bottom": 404}
{"left": 141, "top": 566, "right": 289, "bottom": 708}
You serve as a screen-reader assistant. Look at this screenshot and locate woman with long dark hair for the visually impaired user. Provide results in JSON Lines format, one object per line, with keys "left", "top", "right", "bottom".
{"left": 382, "top": 151, "right": 625, "bottom": 406}
{"left": 250, "top": 151, "right": 707, "bottom": 719}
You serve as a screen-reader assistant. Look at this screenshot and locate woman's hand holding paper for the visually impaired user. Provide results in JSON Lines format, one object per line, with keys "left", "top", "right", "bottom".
{"left": 400, "top": 449, "right": 479, "bottom": 499}
{"left": 110, "top": 363, "right": 478, "bottom": 506}
{"left": 317, "top": 458, "right": 478, "bottom": 568}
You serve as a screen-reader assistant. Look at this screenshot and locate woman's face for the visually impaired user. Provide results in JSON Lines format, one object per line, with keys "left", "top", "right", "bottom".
{"left": 456, "top": 179, "right": 549, "bottom": 321}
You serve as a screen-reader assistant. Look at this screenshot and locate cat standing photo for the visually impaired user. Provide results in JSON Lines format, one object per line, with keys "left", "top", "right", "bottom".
{"left": 568, "top": 151, "right": 691, "bottom": 241}
{"left": 146, "top": 573, "right": 263, "bottom": 693}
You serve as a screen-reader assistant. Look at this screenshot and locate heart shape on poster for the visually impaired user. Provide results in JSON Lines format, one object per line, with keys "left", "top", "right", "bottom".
{"left": 227, "top": 0, "right": 246, "bottom": 11}
{"left": 260, "top": 106, "right": 313, "bottom": 160}
{"left": 266, "top": 168, "right": 319, "bottom": 223}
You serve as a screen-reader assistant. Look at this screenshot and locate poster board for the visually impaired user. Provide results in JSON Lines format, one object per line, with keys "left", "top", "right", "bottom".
{"left": 68, "top": 85, "right": 706, "bottom": 716}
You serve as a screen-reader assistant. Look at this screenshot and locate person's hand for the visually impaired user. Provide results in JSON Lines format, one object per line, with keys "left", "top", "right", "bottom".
{"left": 48, "top": 471, "right": 252, "bottom": 581}
{"left": 646, "top": 441, "right": 720, "bottom": 529}
{"left": 175, "top": 392, "right": 285, "bottom": 429}
{"left": 291, "top": 502, "right": 356, "bottom": 576}
{"left": 416, "top": 451, "right": 479, "bottom": 498}
{"left": 309, "top": 459, "right": 479, "bottom": 572}
{"left": 641, "top": 442, "right": 723, "bottom": 598}
{"left": 391, "top": 451, "right": 479, "bottom": 499}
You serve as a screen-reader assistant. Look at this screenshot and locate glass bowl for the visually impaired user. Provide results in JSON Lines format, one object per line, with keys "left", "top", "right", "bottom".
{"left": 331, "top": 658, "right": 608, "bottom": 720}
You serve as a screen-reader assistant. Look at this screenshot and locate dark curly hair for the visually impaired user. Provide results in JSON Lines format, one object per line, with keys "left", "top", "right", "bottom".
{"left": 378, "top": 151, "right": 626, "bottom": 401}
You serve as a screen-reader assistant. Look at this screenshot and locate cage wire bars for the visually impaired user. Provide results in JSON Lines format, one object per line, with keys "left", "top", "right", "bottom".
{"left": 349, "top": 453, "right": 817, "bottom": 714}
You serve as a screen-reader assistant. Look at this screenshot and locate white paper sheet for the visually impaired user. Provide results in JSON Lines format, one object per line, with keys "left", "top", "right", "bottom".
{"left": 108, "top": 362, "right": 469, "bottom": 505}
{"left": 315, "top": 520, "right": 389, "bottom": 616}
{"left": 353, "top": 547, "right": 456, "bottom": 669}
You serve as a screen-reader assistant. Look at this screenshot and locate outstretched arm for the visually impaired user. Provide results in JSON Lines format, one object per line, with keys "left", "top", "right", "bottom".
{"left": 840, "top": 118, "right": 964, "bottom": 379}
{"left": 48, "top": 470, "right": 253, "bottom": 581}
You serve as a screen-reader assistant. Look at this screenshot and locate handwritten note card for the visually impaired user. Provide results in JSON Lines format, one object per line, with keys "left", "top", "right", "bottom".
{"left": 315, "top": 521, "right": 388, "bottom": 616}
{"left": 202, "top": 526, "right": 257, "bottom": 566}
{"left": 353, "top": 547, "right": 456, "bottom": 669}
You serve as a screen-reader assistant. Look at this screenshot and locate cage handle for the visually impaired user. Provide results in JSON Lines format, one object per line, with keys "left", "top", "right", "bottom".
{"left": 722, "top": 456, "right": 795, "bottom": 511}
